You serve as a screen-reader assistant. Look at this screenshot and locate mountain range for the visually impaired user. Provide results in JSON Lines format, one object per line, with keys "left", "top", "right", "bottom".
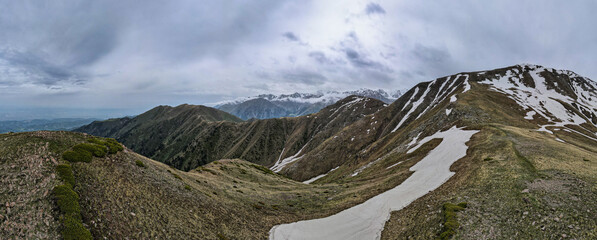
{"left": 3, "top": 64, "right": 596, "bottom": 239}
{"left": 214, "top": 88, "right": 401, "bottom": 120}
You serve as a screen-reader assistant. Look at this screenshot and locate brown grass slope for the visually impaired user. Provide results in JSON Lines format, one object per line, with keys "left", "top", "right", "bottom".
{"left": 1, "top": 130, "right": 443, "bottom": 239}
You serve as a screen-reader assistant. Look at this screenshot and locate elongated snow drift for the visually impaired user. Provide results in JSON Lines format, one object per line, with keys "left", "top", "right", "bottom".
{"left": 269, "top": 126, "right": 479, "bottom": 240}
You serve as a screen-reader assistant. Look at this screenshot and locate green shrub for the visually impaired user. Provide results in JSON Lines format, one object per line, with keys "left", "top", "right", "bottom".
{"left": 184, "top": 185, "right": 191, "bottom": 190}
{"left": 251, "top": 164, "right": 274, "bottom": 174}
{"left": 439, "top": 202, "right": 468, "bottom": 239}
{"left": 87, "top": 138, "right": 100, "bottom": 144}
{"left": 73, "top": 143, "right": 107, "bottom": 157}
{"left": 87, "top": 137, "right": 124, "bottom": 154}
{"left": 53, "top": 185, "right": 81, "bottom": 215}
{"left": 53, "top": 185, "right": 92, "bottom": 239}
{"left": 135, "top": 160, "right": 145, "bottom": 167}
{"left": 60, "top": 215, "right": 92, "bottom": 240}
{"left": 62, "top": 150, "right": 92, "bottom": 163}
{"left": 105, "top": 138, "right": 124, "bottom": 154}
{"left": 56, "top": 164, "right": 75, "bottom": 187}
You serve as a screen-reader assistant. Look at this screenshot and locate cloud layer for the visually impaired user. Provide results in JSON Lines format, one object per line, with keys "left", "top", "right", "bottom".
{"left": 0, "top": 0, "right": 595, "bottom": 119}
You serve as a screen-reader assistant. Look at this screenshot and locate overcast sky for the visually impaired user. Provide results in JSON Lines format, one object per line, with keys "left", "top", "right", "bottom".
{"left": 0, "top": 0, "right": 595, "bottom": 120}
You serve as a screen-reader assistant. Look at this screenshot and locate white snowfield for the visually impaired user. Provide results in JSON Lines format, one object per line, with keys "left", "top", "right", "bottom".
{"left": 479, "top": 64, "right": 597, "bottom": 134}
{"left": 392, "top": 74, "right": 470, "bottom": 133}
{"left": 269, "top": 126, "right": 479, "bottom": 240}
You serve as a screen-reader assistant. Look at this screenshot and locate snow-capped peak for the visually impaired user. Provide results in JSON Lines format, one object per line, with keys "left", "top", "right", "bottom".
{"left": 213, "top": 88, "right": 400, "bottom": 107}
{"left": 479, "top": 64, "right": 597, "bottom": 131}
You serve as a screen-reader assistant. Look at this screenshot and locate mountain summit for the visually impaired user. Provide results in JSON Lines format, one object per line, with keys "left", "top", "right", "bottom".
{"left": 215, "top": 88, "right": 401, "bottom": 120}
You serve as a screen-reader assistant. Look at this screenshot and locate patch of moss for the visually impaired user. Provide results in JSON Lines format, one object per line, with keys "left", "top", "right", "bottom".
{"left": 104, "top": 138, "right": 124, "bottom": 154}
{"left": 54, "top": 185, "right": 80, "bottom": 214}
{"left": 135, "top": 160, "right": 145, "bottom": 167}
{"left": 62, "top": 150, "right": 92, "bottom": 163}
{"left": 56, "top": 164, "right": 75, "bottom": 187}
{"left": 87, "top": 137, "right": 123, "bottom": 154}
{"left": 73, "top": 143, "right": 107, "bottom": 157}
{"left": 439, "top": 202, "right": 468, "bottom": 239}
{"left": 60, "top": 215, "right": 92, "bottom": 240}
{"left": 53, "top": 185, "right": 92, "bottom": 240}
{"left": 251, "top": 164, "right": 274, "bottom": 175}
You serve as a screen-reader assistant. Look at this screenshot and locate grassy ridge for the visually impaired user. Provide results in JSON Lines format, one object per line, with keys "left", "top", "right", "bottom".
{"left": 52, "top": 135, "right": 125, "bottom": 239}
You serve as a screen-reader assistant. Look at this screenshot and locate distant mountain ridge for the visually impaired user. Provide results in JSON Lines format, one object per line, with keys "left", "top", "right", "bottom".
{"left": 215, "top": 88, "right": 401, "bottom": 120}
{"left": 76, "top": 96, "right": 386, "bottom": 171}
{"left": 0, "top": 118, "right": 97, "bottom": 133}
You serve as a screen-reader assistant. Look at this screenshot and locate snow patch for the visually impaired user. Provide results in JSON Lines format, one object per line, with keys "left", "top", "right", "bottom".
{"left": 351, "top": 158, "right": 382, "bottom": 177}
{"left": 524, "top": 111, "right": 536, "bottom": 120}
{"left": 270, "top": 126, "right": 479, "bottom": 240}
{"left": 392, "top": 86, "right": 431, "bottom": 132}
{"left": 480, "top": 66, "right": 596, "bottom": 133}
{"left": 303, "top": 166, "right": 340, "bottom": 184}
{"left": 271, "top": 144, "right": 308, "bottom": 172}
{"left": 385, "top": 161, "right": 403, "bottom": 170}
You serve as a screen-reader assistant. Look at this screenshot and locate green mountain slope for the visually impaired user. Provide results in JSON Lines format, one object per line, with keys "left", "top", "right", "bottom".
{"left": 76, "top": 96, "right": 386, "bottom": 171}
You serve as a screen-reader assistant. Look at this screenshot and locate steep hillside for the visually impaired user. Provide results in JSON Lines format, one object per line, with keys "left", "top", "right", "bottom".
{"left": 76, "top": 96, "right": 386, "bottom": 171}
{"left": 215, "top": 89, "right": 399, "bottom": 120}
{"left": 1, "top": 131, "right": 431, "bottom": 239}
{"left": 267, "top": 64, "right": 596, "bottom": 239}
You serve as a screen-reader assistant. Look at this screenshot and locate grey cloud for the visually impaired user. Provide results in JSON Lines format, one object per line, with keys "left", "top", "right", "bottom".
{"left": 308, "top": 51, "right": 333, "bottom": 65}
{"left": 411, "top": 44, "right": 451, "bottom": 63}
{"left": 365, "top": 3, "right": 386, "bottom": 15}
{"left": 0, "top": 49, "right": 80, "bottom": 86}
{"left": 282, "top": 32, "right": 300, "bottom": 42}
{"left": 282, "top": 70, "right": 327, "bottom": 85}
{"left": 343, "top": 48, "right": 390, "bottom": 72}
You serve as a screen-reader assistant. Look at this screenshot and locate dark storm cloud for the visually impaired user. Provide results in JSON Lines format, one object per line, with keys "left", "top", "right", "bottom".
{"left": 365, "top": 3, "right": 385, "bottom": 15}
